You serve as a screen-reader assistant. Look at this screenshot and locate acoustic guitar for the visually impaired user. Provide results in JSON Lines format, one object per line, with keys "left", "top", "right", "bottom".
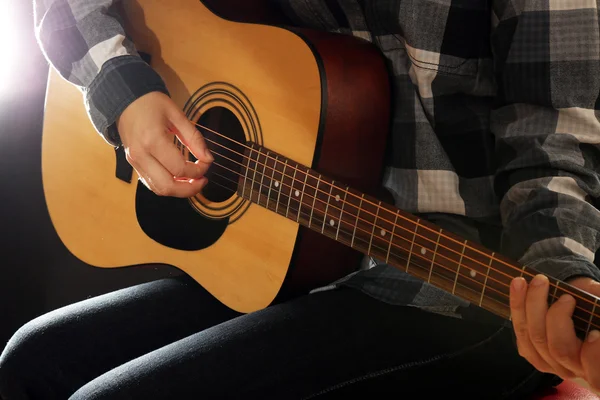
{"left": 41, "top": 0, "right": 600, "bottom": 345}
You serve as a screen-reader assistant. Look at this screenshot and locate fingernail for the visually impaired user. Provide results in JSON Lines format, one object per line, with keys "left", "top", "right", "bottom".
{"left": 205, "top": 148, "right": 214, "bottom": 162}
{"left": 531, "top": 274, "right": 548, "bottom": 287}
{"left": 588, "top": 330, "right": 600, "bottom": 343}
{"left": 512, "top": 278, "right": 525, "bottom": 291}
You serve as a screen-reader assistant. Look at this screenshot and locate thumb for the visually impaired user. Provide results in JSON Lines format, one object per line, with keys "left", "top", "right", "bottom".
{"left": 170, "top": 112, "right": 214, "bottom": 164}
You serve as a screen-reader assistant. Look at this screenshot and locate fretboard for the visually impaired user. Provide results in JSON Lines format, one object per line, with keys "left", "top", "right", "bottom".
{"left": 237, "top": 143, "right": 600, "bottom": 338}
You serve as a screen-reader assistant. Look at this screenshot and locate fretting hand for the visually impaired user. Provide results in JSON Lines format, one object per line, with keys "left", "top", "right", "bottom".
{"left": 510, "top": 275, "right": 600, "bottom": 391}
{"left": 116, "top": 91, "right": 213, "bottom": 198}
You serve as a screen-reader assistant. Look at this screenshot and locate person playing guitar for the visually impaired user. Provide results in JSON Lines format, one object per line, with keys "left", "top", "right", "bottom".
{"left": 2, "top": 0, "right": 600, "bottom": 398}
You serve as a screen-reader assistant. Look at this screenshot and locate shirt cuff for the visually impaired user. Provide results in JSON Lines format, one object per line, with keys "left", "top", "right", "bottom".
{"left": 84, "top": 55, "right": 170, "bottom": 147}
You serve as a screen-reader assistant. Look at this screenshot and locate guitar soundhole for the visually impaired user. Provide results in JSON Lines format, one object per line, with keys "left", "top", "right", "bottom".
{"left": 183, "top": 81, "right": 261, "bottom": 223}
{"left": 195, "top": 107, "right": 246, "bottom": 202}
{"left": 134, "top": 84, "right": 260, "bottom": 251}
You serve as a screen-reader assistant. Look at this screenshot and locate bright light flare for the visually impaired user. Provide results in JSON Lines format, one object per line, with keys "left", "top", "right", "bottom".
{"left": 0, "top": 1, "right": 21, "bottom": 95}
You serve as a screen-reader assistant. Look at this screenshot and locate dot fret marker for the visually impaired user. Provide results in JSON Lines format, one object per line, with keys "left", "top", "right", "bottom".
{"left": 335, "top": 195, "right": 341, "bottom": 202}
{"left": 421, "top": 247, "right": 426, "bottom": 255}
{"left": 294, "top": 190, "right": 300, "bottom": 197}
{"left": 274, "top": 181, "right": 279, "bottom": 188}
{"left": 381, "top": 229, "right": 386, "bottom": 237}
{"left": 470, "top": 270, "right": 477, "bottom": 278}
{"left": 330, "top": 219, "right": 335, "bottom": 226}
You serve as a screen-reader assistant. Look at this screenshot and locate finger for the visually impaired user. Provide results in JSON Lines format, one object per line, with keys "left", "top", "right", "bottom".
{"left": 142, "top": 153, "right": 207, "bottom": 198}
{"left": 169, "top": 112, "right": 213, "bottom": 164}
{"left": 129, "top": 151, "right": 187, "bottom": 196}
{"left": 125, "top": 148, "right": 157, "bottom": 192}
{"left": 581, "top": 330, "right": 600, "bottom": 392}
{"left": 510, "top": 277, "right": 554, "bottom": 373}
{"left": 152, "top": 133, "right": 210, "bottom": 179}
{"left": 546, "top": 294, "right": 583, "bottom": 378}
{"left": 526, "top": 274, "right": 575, "bottom": 378}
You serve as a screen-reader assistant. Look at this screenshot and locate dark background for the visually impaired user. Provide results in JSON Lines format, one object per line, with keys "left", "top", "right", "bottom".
{"left": 0, "top": 0, "right": 179, "bottom": 350}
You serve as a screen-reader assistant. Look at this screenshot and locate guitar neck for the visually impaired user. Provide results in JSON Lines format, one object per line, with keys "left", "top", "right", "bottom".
{"left": 237, "top": 143, "right": 600, "bottom": 337}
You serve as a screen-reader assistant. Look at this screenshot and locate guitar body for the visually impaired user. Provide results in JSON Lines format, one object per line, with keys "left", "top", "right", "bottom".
{"left": 41, "top": 0, "right": 390, "bottom": 312}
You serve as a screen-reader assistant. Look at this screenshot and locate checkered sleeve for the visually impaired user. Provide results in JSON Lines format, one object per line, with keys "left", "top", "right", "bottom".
{"left": 491, "top": 0, "right": 600, "bottom": 283}
{"left": 34, "top": 0, "right": 169, "bottom": 146}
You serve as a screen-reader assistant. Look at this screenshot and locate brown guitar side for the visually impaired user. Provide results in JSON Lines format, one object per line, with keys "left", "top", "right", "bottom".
{"left": 277, "top": 28, "right": 391, "bottom": 300}
{"left": 202, "top": 0, "right": 392, "bottom": 300}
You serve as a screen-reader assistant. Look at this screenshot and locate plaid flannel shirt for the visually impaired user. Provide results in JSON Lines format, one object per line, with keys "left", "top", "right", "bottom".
{"left": 35, "top": 0, "right": 600, "bottom": 321}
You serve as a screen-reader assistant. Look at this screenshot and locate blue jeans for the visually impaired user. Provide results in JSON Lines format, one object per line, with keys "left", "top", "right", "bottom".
{"left": 0, "top": 275, "right": 555, "bottom": 399}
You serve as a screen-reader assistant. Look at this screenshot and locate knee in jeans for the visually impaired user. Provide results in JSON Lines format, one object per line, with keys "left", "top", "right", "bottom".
{"left": 0, "top": 313, "right": 67, "bottom": 397}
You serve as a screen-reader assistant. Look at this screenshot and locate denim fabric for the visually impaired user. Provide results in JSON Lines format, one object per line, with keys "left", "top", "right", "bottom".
{"left": 0, "top": 276, "right": 554, "bottom": 399}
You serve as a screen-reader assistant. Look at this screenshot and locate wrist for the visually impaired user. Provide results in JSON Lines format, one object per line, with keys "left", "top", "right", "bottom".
{"left": 85, "top": 55, "right": 170, "bottom": 147}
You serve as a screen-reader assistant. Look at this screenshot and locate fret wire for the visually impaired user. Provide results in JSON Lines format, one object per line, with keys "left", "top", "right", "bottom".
{"left": 286, "top": 164, "right": 298, "bottom": 218}
{"left": 452, "top": 240, "right": 468, "bottom": 295}
{"left": 367, "top": 201, "right": 381, "bottom": 255}
{"left": 386, "top": 212, "right": 399, "bottom": 264}
{"left": 479, "top": 253, "right": 494, "bottom": 307}
{"left": 266, "top": 153, "right": 277, "bottom": 209}
{"left": 241, "top": 147, "right": 253, "bottom": 199}
{"left": 335, "top": 187, "right": 349, "bottom": 241}
{"left": 297, "top": 167, "right": 310, "bottom": 223}
{"left": 406, "top": 219, "right": 420, "bottom": 272}
{"left": 309, "top": 175, "right": 321, "bottom": 228}
{"left": 428, "top": 229, "right": 442, "bottom": 283}
{"left": 259, "top": 151, "right": 269, "bottom": 208}
{"left": 588, "top": 299, "right": 598, "bottom": 334}
{"left": 275, "top": 160, "right": 287, "bottom": 214}
{"left": 322, "top": 180, "right": 334, "bottom": 234}
{"left": 249, "top": 147, "right": 260, "bottom": 205}
{"left": 351, "top": 194, "right": 365, "bottom": 248}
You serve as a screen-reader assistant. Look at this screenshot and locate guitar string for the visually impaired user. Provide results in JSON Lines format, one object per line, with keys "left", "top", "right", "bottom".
{"left": 196, "top": 136, "right": 521, "bottom": 280}
{"left": 200, "top": 162, "right": 600, "bottom": 333}
{"left": 206, "top": 159, "right": 585, "bottom": 306}
{"left": 191, "top": 122, "right": 598, "bottom": 305}
{"left": 181, "top": 139, "right": 509, "bottom": 294}
{"left": 183, "top": 132, "right": 599, "bottom": 310}
{"left": 187, "top": 134, "right": 600, "bottom": 327}
{"left": 203, "top": 144, "right": 522, "bottom": 284}
{"left": 190, "top": 120, "right": 552, "bottom": 277}
{"left": 203, "top": 163, "right": 549, "bottom": 302}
